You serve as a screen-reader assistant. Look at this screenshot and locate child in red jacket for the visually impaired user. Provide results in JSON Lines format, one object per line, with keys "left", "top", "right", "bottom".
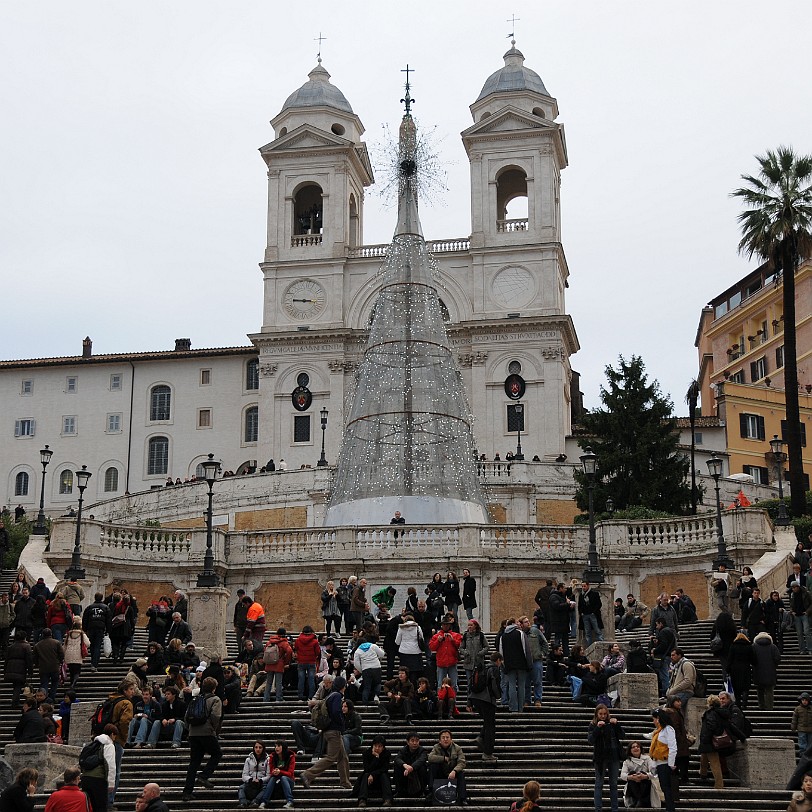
{"left": 437, "top": 677, "right": 459, "bottom": 719}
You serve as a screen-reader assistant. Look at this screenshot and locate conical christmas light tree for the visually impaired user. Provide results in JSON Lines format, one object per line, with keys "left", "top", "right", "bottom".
{"left": 325, "top": 87, "right": 488, "bottom": 526}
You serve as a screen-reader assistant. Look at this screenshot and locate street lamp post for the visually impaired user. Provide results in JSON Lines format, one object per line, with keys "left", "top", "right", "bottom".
{"left": 317, "top": 408, "right": 329, "bottom": 467}
{"left": 64, "top": 465, "right": 92, "bottom": 580}
{"left": 33, "top": 445, "right": 53, "bottom": 535}
{"left": 580, "top": 447, "right": 604, "bottom": 583}
{"left": 769, "top": 434, "right": 790, "bottom": 526}
{"left": 197, "top": 454, "right": 220, "bottom": 588}
{"left": 706, "top": 452, "right": 733, "bottom": 570}
{"left": 513, "top": 403, "right": 524, "bottom": 461}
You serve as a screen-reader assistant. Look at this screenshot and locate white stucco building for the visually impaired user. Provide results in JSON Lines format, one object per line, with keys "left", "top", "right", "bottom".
{"left": 2, "top": 44, "right": 583, "bottom": 517}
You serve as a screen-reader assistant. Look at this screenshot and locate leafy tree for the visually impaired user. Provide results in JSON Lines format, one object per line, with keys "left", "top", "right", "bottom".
{"left": 575, "top": 355, "right": 690, "bottom": 515}
{"left": 732, "top": 147, "right": 812, "bottom": 517}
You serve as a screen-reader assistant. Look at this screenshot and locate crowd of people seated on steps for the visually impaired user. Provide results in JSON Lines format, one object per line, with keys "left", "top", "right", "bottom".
{"left": 4, "top": 555, "right": 812, "bottom": 811}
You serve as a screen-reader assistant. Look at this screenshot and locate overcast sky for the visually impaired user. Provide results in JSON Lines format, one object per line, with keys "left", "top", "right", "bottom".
{"left": 2, "top": 1, "right": 810, "bottom": 412}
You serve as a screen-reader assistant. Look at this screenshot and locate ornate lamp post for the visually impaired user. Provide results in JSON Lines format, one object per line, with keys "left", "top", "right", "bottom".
{"left": 197, "top": 454, "right": 220, "bottom": 587}
{"left": 317, "top": 408, "right": 329, "bottom": 467}
{"left": 580, "top": 447, "right": 604, "bottom": 583}
{"left": 706, "top": 452, "right": 733, "bottom": 570}
{"left": 513, "top": 403, "right": 524, "bottom": 461}
{"left": 64, "top": 465, "right": 92, "bottom": 580}
{"left": 34, "top": 445, "right": 53, "bottom": 535}
{"left": 605, "top": 497, "right": 615, "bottom": 516}
{"left": 769, "top": 434, "right": 790, "bottom": 526}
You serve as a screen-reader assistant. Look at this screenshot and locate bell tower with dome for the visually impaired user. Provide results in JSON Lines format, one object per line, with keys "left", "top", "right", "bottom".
{"left": 250, "top": 46, "right": 580, "bottom": 504}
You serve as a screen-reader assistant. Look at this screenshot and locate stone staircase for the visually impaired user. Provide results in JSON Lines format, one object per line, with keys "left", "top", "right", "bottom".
{"left": 0, "top": 580, "right": 805, "bottom": 810}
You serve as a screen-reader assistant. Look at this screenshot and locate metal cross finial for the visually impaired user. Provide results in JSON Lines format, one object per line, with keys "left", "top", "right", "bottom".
{"left": 507, "top": 14, "right": 520, "bottom": 44}
{"left": 315, "top": 32, "right": 326, "bottom": 63}
{"left": 400, "top": 64, "right": 416, "bottom": 115}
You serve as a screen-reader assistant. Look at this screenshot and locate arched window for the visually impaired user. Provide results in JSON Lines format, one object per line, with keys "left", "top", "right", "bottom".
{"left": 104, "top": 467, "right": 119, "bottom": 493}
{"left": 246, "top": 359, "right": 259, "bottom": 391}
{"left": 147, "top": 436, "right": 169, "bottom": 476}
{"left": 293, "top": 183, "right": 323, "bottom": 235}
{"left": 14, "top": 471, "right": 29, "bottom": 497}
{"left": 59, "top": 470, "right": 73, "bottom": 495}
{"left": 495, "top": 166, "right": 529, "bottom": 231}
{"left": 150, "top": 385, "right": 171, "bottom": 421}
{"left": 244, "top": 406, "right": 259, "bottom": 444}
{"left": 348, "top": 194, "right": 359, "bottom": 248}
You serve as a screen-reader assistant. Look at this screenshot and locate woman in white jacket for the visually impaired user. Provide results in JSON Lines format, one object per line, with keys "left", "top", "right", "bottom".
{"left": 238, "top": 740, "right": 270, "bottom": 808}
{"left": 80, "top": 724, "right": 118, "bottom": 812}
{"left": 395, "top": 616, "right": 425, "bottom": 682}
{"left": 352, "top": 639, "right": 386, "bottom": 704}
{"left": 620, "top": 740, "right": 660, "bottom": 808}
{"left": 648, "top": 709, "right": 677, "bottom": 812}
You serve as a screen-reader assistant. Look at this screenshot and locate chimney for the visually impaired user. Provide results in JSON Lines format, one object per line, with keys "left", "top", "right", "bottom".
{"left": 82, "top": 336, "right": 92, "bottom": 358}
{"left": 174, "top": 338, "right": 192, "bottom": 352}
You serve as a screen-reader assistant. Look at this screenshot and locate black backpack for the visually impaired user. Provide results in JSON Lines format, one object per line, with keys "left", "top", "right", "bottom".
{"left": 186, "top": 694, "right": 212, "bottom": 727}
{"left": 79, "top": 739, "right": 104, "bottom": 771}
{"left": 693, "top": 666, "right": 708, "bottom": 698}
{"left": 90, "top": 696, "right": 125, "bottom": 735}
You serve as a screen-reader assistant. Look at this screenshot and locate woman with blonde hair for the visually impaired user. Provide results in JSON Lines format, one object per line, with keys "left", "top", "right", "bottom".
{"left": 697, "top": 694, "right": 734, "bottom": 789}
{"left": 508, "top": 779, "right": 541, "bottom": 811}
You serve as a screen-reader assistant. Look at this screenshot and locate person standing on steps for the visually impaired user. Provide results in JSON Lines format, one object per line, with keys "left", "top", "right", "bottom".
{"left": 469, "top": 651, "right": 502, "bottom": 765}
{"left": 499, "top": 616, "right": 532, "bottom": 713}
{"left": 579, "top": 581, "right": 605, "bottom": 647}
{"left": 300, "top": 676, "right": 353, "bottom": 792}
{"left": 181, "top": 677, "right": 223, "bottom": 803}
{"left": 82, "top": 593, "right": 111, "bottom": 672}
{"left": 588, "top": 703, "right": 624, "bottom": 812}
{"left": 461, "top": 569, "right": 477, "bottom": 621}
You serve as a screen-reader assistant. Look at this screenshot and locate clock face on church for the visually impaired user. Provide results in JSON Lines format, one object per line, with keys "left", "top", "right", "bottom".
{"left": 282, "top": 279, "right": 326, "bottom": 320}
{"left": 491, "top": 266, "right": 535, "bottom": 309}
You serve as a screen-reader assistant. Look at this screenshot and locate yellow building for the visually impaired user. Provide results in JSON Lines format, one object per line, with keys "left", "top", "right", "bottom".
{"left": 696, "top": 260, "right": 812, "bottom": 489}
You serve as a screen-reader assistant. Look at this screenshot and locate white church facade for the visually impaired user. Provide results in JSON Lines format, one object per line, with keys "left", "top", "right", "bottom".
{"left": 1, "top": 46, "right": 583, "bottom": 520}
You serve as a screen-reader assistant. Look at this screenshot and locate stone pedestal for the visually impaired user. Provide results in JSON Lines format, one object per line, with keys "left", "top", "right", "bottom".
{"left": 607, "top": 672, "right": 659, "bottom": 710}
{"left": 3, "top": 743, "right": 82, "bottom": 790}
{"left": 68, "top": 701, "right": 96, "bottom": 746}
{"left": 727, "top": 737, "right": 796, "bottom": 788}
{"left": 188, "top": 586, "right": 231, "bottom": 661}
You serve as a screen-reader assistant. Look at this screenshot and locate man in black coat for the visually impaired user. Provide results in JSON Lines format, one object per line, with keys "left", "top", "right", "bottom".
{"left": 650, "top": 618, "right": 676, "bottom": 697}
{"left": 136, "top": 782, "right": 171, "bottom": 812}
{"left": 82, "top": 592, "right": 112, "bottom": 671}
{"left": 13, "top": 588, "right": 34, "bottom": 640}
{"left": 5, "top": 630, "right": 33, "bottom": 707}
{"left": 548, "top": 583, "right": 574, "bottom": 656}
{"left": 13, "top": 697, "right": 46, "bottom": 743}
{"left": 166, "top": 613, "right": 193, "bottom": 646}
{"left": 461, "top": 569, "right": 477, "bottom": 622}
{"left": 393, "top": 731, "right": 429, "bottom": 798}
{"left": 578, "top": 581, "right": 605, "bottom": 646}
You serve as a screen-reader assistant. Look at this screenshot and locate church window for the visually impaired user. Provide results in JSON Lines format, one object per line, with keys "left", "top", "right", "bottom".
{"left": 349, "top": 194, "right": 359, "bottom": 248}
{"left": 331, "top": 123, "right": 345, "bottom": 136}
{"left": 297, "top": 372, "right": 310, "bottom": 388}
{"left": 508, "top": 360, "right": 522, "bottom": 375}
{"left": 246, "top": 359, "right": 259, "bottom": 391}
{"left": 150, "top": 385, "right": 171, "bottom": 421}
{"left": 479, "top": 111, "right": 492, "bottom": 121}
{"left": 438, "top": 299, "right": 451, "bottom": 324}
{"left": 15, "top": 471, "right": 29, "bottom": 497}
{"left": 244, "top": 406, "right": 258, "bottom": 443}
{"left": 147, "top": 436, "right": 169, "bottom": 475}
{"left": 293, "top": 183, "right": 323, "bottom": 236}
{"left": 293, "top": 414, "right": 311, "bottom": 443}
{"left": 279, "top": 127, "right": 287, "bottom": 137}
{"left": 59, "top": 469, "right": 73, "bottom": 495}
{"left": 532, "top": 106, "right": 545, "bottom": 118}
{"left": 496, "top": 166, "right": 529, "bottom": 230}
{"left": 104, "top": 467, "right": 119, "bottom": 493}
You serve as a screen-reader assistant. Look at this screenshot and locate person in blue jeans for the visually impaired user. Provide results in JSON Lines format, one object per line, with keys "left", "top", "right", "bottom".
{"left": 145, "top": 686, "right": 186, "bottom": 748}
{"left": 257, "top": 741, "right": 296, "bottom": 809}
{"left": 588, "top": 703, "right": 624, "bottom": 812}
{"left": 579, "top": 581, "right": 605, "bottom": 647}
{"left": 793, "top": 692, "right": 812, "bottom": 757}
{"left": 128, "top": 686, "right": 161, "bottom": 745}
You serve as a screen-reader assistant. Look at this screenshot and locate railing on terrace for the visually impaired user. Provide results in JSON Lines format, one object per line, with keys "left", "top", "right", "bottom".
{"left": 291, "top": 234, "right": 322, "bottom": 247}
{"left": 348, "top": 238, "right": 470, "bottom": 259}
{"left": 47, "top": 509, "right": 773, "bottom": 569}
{"left": 496, "top": 218, "right": 529, "bottom": 233}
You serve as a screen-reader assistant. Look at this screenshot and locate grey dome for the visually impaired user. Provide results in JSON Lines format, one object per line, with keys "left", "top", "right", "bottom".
{"left": 476, "top": 46, "right": 548, "bottom": 101}
{"left": 281, "top": 63, "right": 354, "bottom": 114}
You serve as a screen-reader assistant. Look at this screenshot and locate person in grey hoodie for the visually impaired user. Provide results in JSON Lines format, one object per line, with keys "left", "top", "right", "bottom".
{"left": 352, "top": 636, "right": 386, "bottom": 705}
{"left": 752, "top": 630, "right": 781, "bottom": 710}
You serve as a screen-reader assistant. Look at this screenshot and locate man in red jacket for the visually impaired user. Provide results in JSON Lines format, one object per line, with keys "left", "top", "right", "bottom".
{"left": 264, "top": 627, "right": 293, "bottom": 703}
{"left": 294, "top": 625, "right": 321, "bottom": 701}
{"left": 429, "top": 618, "right": 462, "bottom": 691}
{"left": 45, "top": 767, "right": 86, "bottom": 812}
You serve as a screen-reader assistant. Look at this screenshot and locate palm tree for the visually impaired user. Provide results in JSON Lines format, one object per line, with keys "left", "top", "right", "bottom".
{"left": 732, "top": 147, "right": 812, "bottom": 517}
{"left": 686, "top": 379, "right": 700, "bottom": 514}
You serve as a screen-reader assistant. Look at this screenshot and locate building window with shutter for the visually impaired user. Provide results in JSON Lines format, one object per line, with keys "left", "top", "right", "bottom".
{"left": 14, "top": 418, "right": 36, "bottom": 437}
{"left": 62, "top": 416, "right": 77, "bottom": 436}
{"left": 782, "top": 419, "right": 807, "bottom": 447}
{"left": 739, "top": 413, "right": 765, "bottom": 441}
{"left": 110, "top": 374, "right": 122, "bottom": 391}
{"left": 750, "top": 357, "right": 767, "bottom": 382}
{"left": 743, "top": 465, "right": 769, "bottom": 485}
{"left": 106, "top": 413, "right": 122, "bottom": 433}
{"left": 776, "top": 345, "right": 784, "bottom": 369}
{"left": 198, "top": 409, "right": 212, "bottom": 429}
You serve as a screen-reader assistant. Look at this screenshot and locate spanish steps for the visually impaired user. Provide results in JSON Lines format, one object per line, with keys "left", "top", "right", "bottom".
{"left": 1, "top": 570, "right": 807, "bottom": 811}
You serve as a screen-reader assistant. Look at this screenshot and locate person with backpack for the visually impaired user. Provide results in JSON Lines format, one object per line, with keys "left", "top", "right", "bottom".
{"left": 469, "top": 651, "right": 502, "bottom": 765}
{"left": 300, "top": 675, "right": 352, "bottom": 791}
{"left": 523, "top": 615, "right": 549, "bottom": 707}
{"left": 181, "top": 676, "right": 223, "bottom": 802}
{"left": 80, "top": 723, "right": 117, "bottom": 812}
{"left": 665, "top": 648, "right": 697, "bottom": 712}
{"left": 294, "top": 626, "right": 321, "bottom": 702}
{"left": 97, "top": 680, "right": 136, "bottom": 810}
{"left": 81, "top": 593, "right": 111, "bottom": 672}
